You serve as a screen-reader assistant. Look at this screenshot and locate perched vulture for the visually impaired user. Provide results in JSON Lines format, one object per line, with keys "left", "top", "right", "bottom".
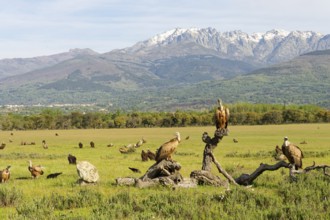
{"left": 28, "top": 160, "right": 44, "bottom": 178}
{"left": 68, "top": 154, "right": 77, "bottom": 164}
{"left": 79, "top": 142, "right": 83, "bottom": 148}
{"left": 155, "top": 132, "right": 181, "bottom": 163}
{"left": 281, "top": 137, "right": 304, "bottom": 170}
{"left": 0, "top": 166, "right": 11, "bottom": 183}
{"left": 214, "top": 99, "right": 230, "bottom": 130}
{"left": 90, "top": 141, "right": 95, "bottom": 148}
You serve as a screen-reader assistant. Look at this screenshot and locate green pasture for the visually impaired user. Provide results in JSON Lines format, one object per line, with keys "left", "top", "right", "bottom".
{"left": 0, "top": 124, "right": 329, "bottom": 219}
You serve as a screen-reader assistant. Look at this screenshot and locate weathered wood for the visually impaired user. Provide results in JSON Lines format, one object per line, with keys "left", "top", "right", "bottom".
{"left": 235, "top": 160, "right": 291, "bottom": 185}
{"left": 190, "top": 170, "right": 229, "bottom": 188}
{"left": 201, "top": 131, "right": 223, "bottom": 171}
{"left": 140, "top": 159, "right": 182, "bottom": 181}
{"left": 292, "top": 161, "right": 330, "bottom": 176}
{"left": 200, "top": 130, "right": 237, "bottom": 185}
{"left": 209, "top": 152, "right": 238, "bottom": 185}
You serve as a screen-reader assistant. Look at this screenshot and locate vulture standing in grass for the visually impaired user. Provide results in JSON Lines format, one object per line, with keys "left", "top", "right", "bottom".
{"left": 0, "top": 166, "right": 11, "bottom": 183}
{"left": 147, "top": 149, "right": 156, "bottom": 160}
{"left": 68, "top": 154, "right": 77, "bottom": 164}
{"left": 214, "top": 99, "right": 230, "bottom": 130}
{"left": 141, "top": 150, "right": 148, "bottom": 161}
{"left": 155, "top": 132, "right": 181, "bottom": 163}
{"left": 281, "top": 137, "right": 304, "bottom": 170}
{"left": 28, "top": 160, "right": 44, "bottom": 178}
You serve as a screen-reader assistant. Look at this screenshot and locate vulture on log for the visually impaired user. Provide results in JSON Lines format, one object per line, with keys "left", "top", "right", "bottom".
{"left": 155, "top": 132, "right": 181, "bottom": 163}
{"left": 282, "top": 137, "right": 304, "bottom": 170}
{"left": 214, "top": 99, "right": 230, "bottom": 131}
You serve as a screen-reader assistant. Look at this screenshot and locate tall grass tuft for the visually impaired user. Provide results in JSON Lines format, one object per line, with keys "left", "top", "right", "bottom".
{"left": 0, "top": 187, "right": 23, "bottom": 207}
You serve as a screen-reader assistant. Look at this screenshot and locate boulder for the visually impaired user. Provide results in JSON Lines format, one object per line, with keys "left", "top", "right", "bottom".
{"left": 76, "top": 161, "right": 99, "bottom": 184}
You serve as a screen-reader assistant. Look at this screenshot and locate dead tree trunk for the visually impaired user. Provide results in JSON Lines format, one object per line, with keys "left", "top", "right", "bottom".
{"left": 190, "top": 129, "right": 237, "bottom": 186}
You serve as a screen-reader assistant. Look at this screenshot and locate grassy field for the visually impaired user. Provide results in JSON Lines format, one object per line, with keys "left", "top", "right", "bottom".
{"left": 0, "top": 124, "right": 329, "bottom": 219}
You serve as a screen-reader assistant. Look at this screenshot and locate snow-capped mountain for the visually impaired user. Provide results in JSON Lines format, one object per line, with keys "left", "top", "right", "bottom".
{"left": 0, "top": 28, "right": 330, "bottom": 109}
{"left": 124, "top": 27, "right": 328, "bottom": 64}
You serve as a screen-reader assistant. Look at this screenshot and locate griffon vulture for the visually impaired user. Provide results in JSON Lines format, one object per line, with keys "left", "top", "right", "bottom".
{"left": 28, "top": 160, "right": 44, "bottom": 178}
{"left": 281, "top": 137, "right": 304, "bottom": 170}
{"left": 155, "top": 132, "right": 181, "bottom": 163}
{"left": 68, "top": 154, "right": 77, "bottom": 164}
{"left": 214, "top": 99, "right": 230, "bottom": 130}
{"left": 0, "top": 166, "right": 11, "bottom": 183}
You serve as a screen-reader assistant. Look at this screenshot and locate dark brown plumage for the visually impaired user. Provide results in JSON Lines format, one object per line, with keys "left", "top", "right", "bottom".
{"left": 0, "top": 166, "right": 11, "bottom": 183}
{"left": 90, "top": 141, "right": 95, "bottom": 148}
{"left": 141, "top": 150, "right": 148, "bottom": 161}
{"left": 47, "top": 172, "right": 62, "bottom": 179}
{"left": 155, "top": 132, "right": 181, "bottom": 163}
{"left": 0, "top": 142, "right": 6, "bottom": 149}
{"left": 147, "top": 149, "right": 156, "bottom": 160}
{"left": 28, "top": 160, "right": 44, "bottom": 178}
{"left": 129, "top": 167, "right": 141, "bottom": 173}
{"left": 281, "top": 137, "right": 304, "bottom": 170}
{"left": 68, "top": 154, "right": 77, "bottom": 164}
{"left": 79, "top": 142, "right": 83, "bottom": 148}
{"left": 214, "top": 99, "right": 230, "bottom": 130}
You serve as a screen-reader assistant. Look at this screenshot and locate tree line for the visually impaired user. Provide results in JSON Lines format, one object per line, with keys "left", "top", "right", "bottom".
{"left": 0, "top": 103, "right": 329, "bottom": 130}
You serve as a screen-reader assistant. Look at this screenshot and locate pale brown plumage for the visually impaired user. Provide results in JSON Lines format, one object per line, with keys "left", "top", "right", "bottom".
{"left": 28, "top": 160, "right": 44, "bottom": 178}
{"left": 214, "top": 99, "right": 230, "bottom": 130}
{"left": 155, "top": 132, "right": 181, "bottom": 163}
{"left": 0, "top": 166, "right": 11, "bottom": 183}
{"left": 281, "top": 137, "right": 304, "bottom": 170}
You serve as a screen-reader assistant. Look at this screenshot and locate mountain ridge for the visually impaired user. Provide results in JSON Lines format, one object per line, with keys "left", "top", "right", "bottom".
{"left": 0, "top": 28, "right": 329, "bottom": 109}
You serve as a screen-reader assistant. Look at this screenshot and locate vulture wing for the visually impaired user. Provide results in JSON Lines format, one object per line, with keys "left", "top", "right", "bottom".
{"left": 225, "top": 108, "right": 230, "bottom": 128}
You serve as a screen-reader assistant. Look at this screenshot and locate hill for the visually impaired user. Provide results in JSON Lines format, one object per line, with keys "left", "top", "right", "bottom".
{"left": 0, "top": 28, "right": 329, "bottom": 109}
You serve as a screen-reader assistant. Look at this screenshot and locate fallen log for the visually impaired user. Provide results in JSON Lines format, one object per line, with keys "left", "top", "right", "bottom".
{"left": 235, "top": 161, "right": 291, "bottom": 186}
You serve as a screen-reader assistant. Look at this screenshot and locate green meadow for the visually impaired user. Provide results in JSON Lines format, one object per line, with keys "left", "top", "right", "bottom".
{"left": 0, "top": 124, "right": 329, "bottom": 219}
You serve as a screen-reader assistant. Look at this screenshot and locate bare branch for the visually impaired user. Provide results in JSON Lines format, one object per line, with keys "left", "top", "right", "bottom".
{"left": 209, "top": 152, "right": 238, "bottom": 185}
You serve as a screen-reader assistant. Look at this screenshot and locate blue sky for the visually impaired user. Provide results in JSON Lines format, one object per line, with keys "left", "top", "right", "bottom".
{"left": 1, "top": 0, "right": 329, "bottom": 59}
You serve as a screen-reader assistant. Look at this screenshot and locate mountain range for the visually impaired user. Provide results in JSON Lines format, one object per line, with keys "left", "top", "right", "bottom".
{"left": 0, "top": 28, "right": 329, "bottom": 110}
